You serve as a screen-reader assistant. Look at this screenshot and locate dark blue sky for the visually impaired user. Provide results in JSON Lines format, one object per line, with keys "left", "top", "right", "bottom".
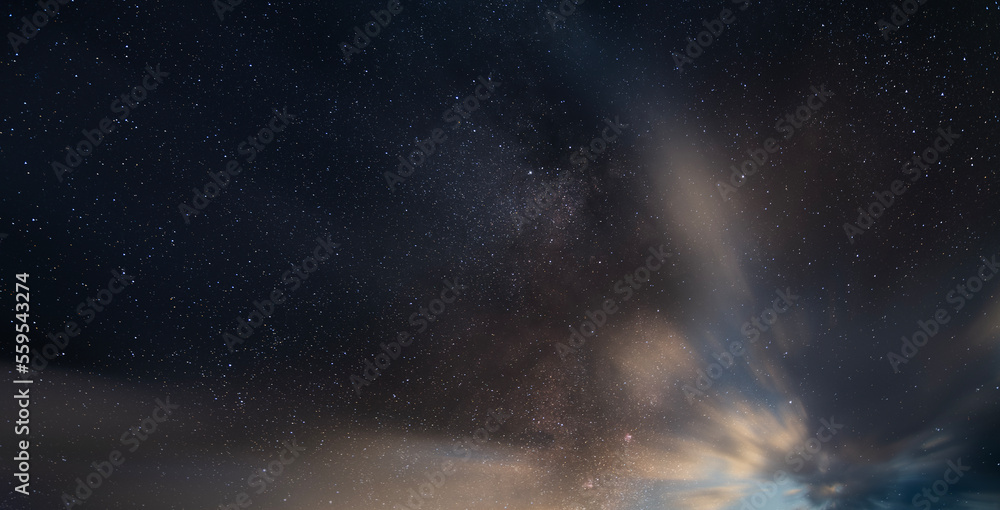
{"left": 1, "top": 0, "right": 999, "bottom": 509}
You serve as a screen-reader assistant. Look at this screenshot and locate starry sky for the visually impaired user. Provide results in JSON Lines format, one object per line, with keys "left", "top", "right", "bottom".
{"left": 2, "top": 0, "right": 1000, "bottom": 509}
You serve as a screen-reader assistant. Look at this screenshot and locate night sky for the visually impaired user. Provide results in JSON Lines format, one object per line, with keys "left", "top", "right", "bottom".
{"left": 2, "top": 0, "right": 1000, "bottom": 509}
